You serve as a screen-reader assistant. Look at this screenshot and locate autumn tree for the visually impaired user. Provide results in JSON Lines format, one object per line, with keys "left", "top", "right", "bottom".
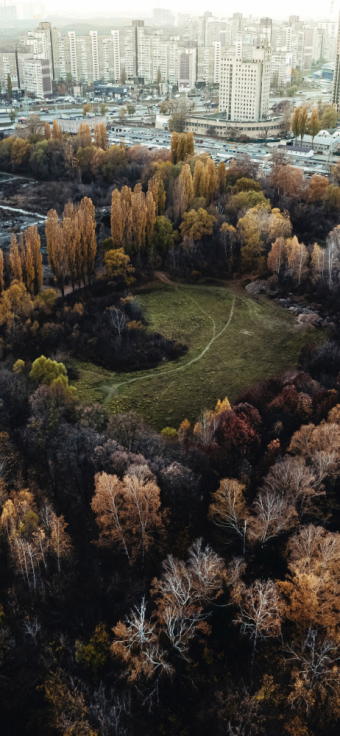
{"left": 288, "top": 421, "right": 340, "bottom": 486}
{"left": 310, "top": 242, "right": 325, "bottom": 283}
{"left": 62, "top": 202, "right": 82, "bottom": 290}
{"left": 52, "top": 119, "right": 62, "bottom": 140}
{"left": 174, "top": 163, "right": 193, "bottom": 219}
{"left": 110, "top": 188, "right": 124, "bottom": 247}
{"left": 186, "top": 131, "right": 194, "bottom": 157}
{"left": 94, "top": 122, "right": 108, "bottom": 150}
{"left": 216, "top": 161, "right": 227, "bottom": 193}
{"left": 170, "top": 131, "right": 179, "bottom": 164}
{"left": 0, "top": 490, "right": 45, "bottom": 591}
{"left": 261, "top": 456, "right": 319, "bottom": 518}
{"left": 17, "top": 226, "right": 43, "bottom": 295}
{"left": 148, "top": 174, "right": 166, "bottom": 216}
{"left": 238, "top": 214, "right": 264, "bottom": 272}
{"left": 44, "top": 122, "right": 51, "bottom": 140}
{"left": 92, "top": 470, "right": 164, "bottom": 564}
{"left": 145, "top": 190, "right": 156, "bottom": 247}
{"left": 29, "top": 355, "right": 69, "bottom": 388}
{"left": 269, "top": 163, "right": 304, "bottom": 198}
{"left": 320, "top": 105, "right": 338, "bottom": 129}
{"left": 284, "top": 630, "right": 340, "bottom": 714}
{"left": 209, "top": 478, "right": 249, "bottom": 553}
{"left": 128, "top": 183, "right": 147, "bottom": 254}
{"left": 280, "top": 525, "right": 340, "bottom": 639}
{"left": 307, "top": 173, "right": 328, "bottom": 202}
{"left": 45, "top": 209, "right": 68, "bottom": 296}
{"left": 9, "top": 233, "right": 23, "bottom": 283}
{"left": 249, "top": 491, "right": 297, "bottom": 545}
{"left": 286, "top": 236, "right": 309, "bottom": 284}
{"left": 323, "top": 183, "right": 340, "bottom": 212}
{"left": 120, "top": 185, "right": 132, "bottom": 245}
{"left": 177, "top": 133, "right": 188, "bottom": 163}
{"left": 180, "top": 208, "right": 216, "bottom": 240}
{"left": 267, "top": 236, "right": 286, "bottom": 275}
{"left": 219, "top": 222, "right": 236, "bottom": 270}
{"left": 307, "top": 107, "right": 321, "bottom": 143}
{"left": 0, "top": 249, "right": 3, "bottom": 294}
{"left": 214, "top": 403, "right": 261, "bottom": 458}
{"left": 291, "top": 105, "right": 308, "bottom": 146}
{"left": 77, "top": 122, "right": 92, "bottom": 148}
{"left": 0, "top": 281, "right": 33, "bottom": 331}
{"left": 112, "top": 597, "right": 172, "bottom": 681}
{"left": 83, "top": 102, "right": 92, "bottom": 116}
{"left": 104, "top": 248, "right": 135, "bottom": 286}
{"left": 202, "top": 157, "right": 216, "bottom": 204}
{"left": 77, "top": 197, "right": 97, "bottom": 284}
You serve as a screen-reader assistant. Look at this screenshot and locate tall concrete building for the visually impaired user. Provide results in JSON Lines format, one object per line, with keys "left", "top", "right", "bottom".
{"left": 22, "top": 57, "right": 51, "bottom": 96}
{"left": 20, "top": 21, "right": 61, "bottom": 81}
{"left": 178, "top": 47, "right": 196, "bottom": 89}
{"left": 0, "top": 50, "right": 51, "bottom": 97}
{"left": 219, "top": 44, "right": 271, "bottom": 122}
{"left": 270, "top": 52, "right": 292, "bottom": 88}
{"left": 0, "top": 51, "right": 32, "bottom": 91}
{"left": 152, "top": 8, "right": 174, "bottom": 26}
{"left": 99, "top": 31, "right": 120, "bottom": 83}
{"left": 64, "top": 30, "right": 120, "bottom": 84}
{"left": 197, "top": 46, "right": 215, "bottom": 84}
{"left": 332, "top": 13, "right": 340, "bottom": 108}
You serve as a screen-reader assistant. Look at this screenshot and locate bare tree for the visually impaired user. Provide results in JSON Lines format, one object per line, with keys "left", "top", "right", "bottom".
{"left": 261, "top": 456, "right": 320, "bottom": 518}
{"left": 233, "top": 579, "right": 284, "bottom": 667}
{"left": 107, "top": 306, "right": 126, "bottom": 338}
{"left": 112, "top": 598, "right": 173, "bottom": 681}
{"left": 89, "top": 683, "right": 132, "bottom": 736}
{"left": 324, "top": 226, "right": 340, "bottom": 289}
{"left": 249, "top": 492, "right": 297, "bottom": 545}
{"left": 284, "top": 630, "right": 340, "bottom": 713}
{"left": 209, "top": 478, "right": 249, "bottom": 554}
{"left": 22, "top": 616, "right": 41, "bottom": 645}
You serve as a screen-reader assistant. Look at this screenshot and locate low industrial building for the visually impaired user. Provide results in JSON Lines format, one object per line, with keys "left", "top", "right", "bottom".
{"left": 290, "top": 129, "right": 340, "bottom": 154}
{"left": 183, "top": 112, "right": 286, "bottom": 140}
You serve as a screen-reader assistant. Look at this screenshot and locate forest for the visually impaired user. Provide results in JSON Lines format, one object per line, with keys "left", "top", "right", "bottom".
{"left": 1, "top": 121, "right": 340, "bottom": 735}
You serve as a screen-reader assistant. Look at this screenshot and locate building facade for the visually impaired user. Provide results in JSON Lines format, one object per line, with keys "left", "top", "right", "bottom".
{"left": 219, "top": 44, "right": 271, "bottom": 122}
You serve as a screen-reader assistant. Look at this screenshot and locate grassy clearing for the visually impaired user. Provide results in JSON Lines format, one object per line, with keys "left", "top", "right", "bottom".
{"left": 71, "top": 282, "right": 323, "bottom": 431}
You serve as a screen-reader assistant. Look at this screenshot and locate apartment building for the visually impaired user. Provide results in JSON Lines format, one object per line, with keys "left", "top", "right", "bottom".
{"left": 197, "top": 47, "right": 215, "bottom": 84}
{"left": 99, "top": 31, "right": 120, "bottom": 83}
{"left": 0, "top": 51, "right": 33, "bottom": 91}
{"left": 219, "top": 44, "right": 271, "bottom": 122}
{"left": 332, "top": 12, "right": 340, "bottom": 108}
{"left": 270, "top": 52, "right": 292, "bottom": 88}
{"left": 22, "top": 57, "right": 51, "bottom": 96}
{"left": 20, "top": 21, "right": 61, "bottom": 81}
{"left": 178, "top": 48, "right": 196, "bottom": 89}
{"left": 214, "top": 42, "right": 222, "bottom": 84}
{"left": 12, "top": 13, "right": 340, "bottom": 95}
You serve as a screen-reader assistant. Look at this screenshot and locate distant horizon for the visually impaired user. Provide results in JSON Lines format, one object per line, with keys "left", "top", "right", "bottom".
{"left": 41, "top": 3, "right": 340, "bottom": 24}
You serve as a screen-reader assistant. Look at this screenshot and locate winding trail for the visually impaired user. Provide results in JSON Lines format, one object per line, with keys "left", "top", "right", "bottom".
{"left": 0, "top": 203, "right": 46, "bottom": 220}
{"left": 102, "top": 275, "right": 236, "bottom": 403}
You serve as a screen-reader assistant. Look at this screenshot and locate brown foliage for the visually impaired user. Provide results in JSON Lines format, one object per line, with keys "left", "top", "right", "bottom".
{"left": 92, "top": 471, "right": 164, "bottom": 563}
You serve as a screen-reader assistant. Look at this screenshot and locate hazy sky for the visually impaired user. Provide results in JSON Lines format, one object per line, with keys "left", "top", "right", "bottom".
{"left": 48, "top": 0, "right": 339, "bottom": 21}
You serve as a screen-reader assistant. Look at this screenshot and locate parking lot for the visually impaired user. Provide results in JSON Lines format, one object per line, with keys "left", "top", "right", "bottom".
{"left": 106, "top": 123, "right": 338, "bottom": 178}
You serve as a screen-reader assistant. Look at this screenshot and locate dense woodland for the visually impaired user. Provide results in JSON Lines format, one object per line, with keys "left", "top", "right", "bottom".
{"left": 2, "top": 124, "right": 340, "bottom": 735}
